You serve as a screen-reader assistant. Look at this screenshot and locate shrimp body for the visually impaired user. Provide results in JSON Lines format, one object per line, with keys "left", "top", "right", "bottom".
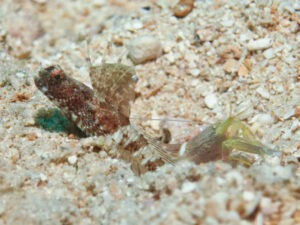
{"left": 159, "top": 116, "right": 280, "bottom": 165}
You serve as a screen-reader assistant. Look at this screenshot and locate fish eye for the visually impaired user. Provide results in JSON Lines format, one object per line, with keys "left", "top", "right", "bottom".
{"left": 50, "top": 69, "right": 63, "bottom": 80}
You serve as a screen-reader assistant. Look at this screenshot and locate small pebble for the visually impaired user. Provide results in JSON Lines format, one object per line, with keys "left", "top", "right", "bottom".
{"left": 243, "top": 192, "right": 261, "bottom": 217}
{"left": 40, "top": 173, "right": 47, "bottom": 182}
{"left": 263, "top": 48, "right": 275, "bottom": 59}
{"left": 204, "top": 93, "right": 218, "bottom": 109}
{"left": 196, "top": 28, "right": 216, "bottom": 42}
{"left": 148, "top": 110, "right": 160, "bottom": 131}
{"left": 289, "top": 21, "right": 298, "bottom": 33}
{"left": 92, "top": 0, "right": 106, "bottom": 6}
{"left": 223, "top": 59, "right": 239, "bottom": 73}
{"left": 282, "top": 108, "right": 296, "bottom": 120}
{"left": 205, "top": 192, "right": 228, "bottom": 217}
{"left": 243, "top": 191, "right": 255, "bottom": 201}
{"left": 181, "top": 181, "right": 197, "bottom": 193}
{"left": 0, "top": 202, "right": 6, "bottom": 215}
{"left": 173, "top": 0, "right": 195, "bottom": 18}
{"left": 128, "top": 35, "right": 162, "bottom": 64}
{"left": 221, "top": 19, "right": 235, "bottom": 27}
{"left": 239, "top": 33, "right": 250, "bottom": 42}
{"left": 67, "top": 155, "right": 77, "bottom": 165}
{"left": 250, "top": 113, "right": 274, "bottom": 125}
{"left": 238, "top": 64, "right": 249, "bottom": 76}
{"left": 16, "top": 72, "right": 26, "bottom": 78}
{"left": 125, "top": 20, "right": 143, "bottom": 31}
{"left": 225, "top": 171, "right": 243, "bottom": 187}
{"left": 254, "top": 213, "right": 264, "bottom": 225}
{"left": 256, "top": 86, "right": 270, "bottom": 99}
{"left": 247, "top": 38, "right": 272, "bottom": 51}
{"left": 260, "top": 197, "right": 277, "bottom": 215}
{"left": 109, "top": 182, "right": 124, "bottom": 200}
{"left": 165, "top": 53, "right": 176, "bottom": 63}
{"left": 189, "top": 68, "right": 201, "bottom": 77}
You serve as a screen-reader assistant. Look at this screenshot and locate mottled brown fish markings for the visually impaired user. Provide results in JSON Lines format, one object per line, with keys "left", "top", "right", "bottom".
{"left": 34, "top": 65, "right": 132, "bottom": 136}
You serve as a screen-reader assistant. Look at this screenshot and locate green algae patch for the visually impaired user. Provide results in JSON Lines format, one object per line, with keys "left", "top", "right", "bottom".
{"left": 34, "top": 108, "right": 84, "bottom": 136}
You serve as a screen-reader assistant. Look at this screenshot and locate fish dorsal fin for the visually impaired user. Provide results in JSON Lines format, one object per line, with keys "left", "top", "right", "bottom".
{"left": 90, "top": 63, "right": 137, "bottom": 118}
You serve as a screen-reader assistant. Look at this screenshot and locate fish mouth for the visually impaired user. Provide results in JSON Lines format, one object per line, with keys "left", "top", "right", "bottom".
{"left": 34, "top": 67, "right": 52, "bottom": 93}
{"left": 34, "top": 76, "right": 48, "bottom": 94}
{"left": 34, "top": 71, "right": 44, "bottom": 89}
{"left": 34, "top": 74, "right": 42, "bottom": 89}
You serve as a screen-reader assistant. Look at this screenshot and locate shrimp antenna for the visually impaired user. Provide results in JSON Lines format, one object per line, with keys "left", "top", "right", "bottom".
{"left": 227, "top": 102, "right": 251, "bottom": 120}
{"left": 117, "top": 48, "right": 128, "bottom": 64}
{"left": 129, "top": 116, "right": 194, "bottom": 123}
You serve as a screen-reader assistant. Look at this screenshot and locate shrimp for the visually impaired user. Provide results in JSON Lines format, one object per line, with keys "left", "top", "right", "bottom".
{"left": 156, "top": 116, "right": 281, "bottom": 166}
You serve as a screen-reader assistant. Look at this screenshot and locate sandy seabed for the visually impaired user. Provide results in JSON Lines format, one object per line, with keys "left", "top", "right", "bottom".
{"left": 0, "top": 0, "right": 300, "bottom": 224}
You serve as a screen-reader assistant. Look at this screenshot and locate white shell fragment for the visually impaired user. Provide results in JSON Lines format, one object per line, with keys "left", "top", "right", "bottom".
{"left": 189, "top": 68, "right": 201, "bottom": 77}
{"left": 181, "top": 181, "right": 197, "bottom": 193}
{"left": 247, "top": 38, "right": 272, "bottom": 51}
{"left": 204, "top": 93, "right": 218, "bottom": 109}
{"left": 128, "top": 35, "right": 162, "bottom": 64}
{"left": 263, "top": 48, "right": 275, "bottom": 59}
{"left": 67, "top": 155, "right": 78, "bottom": 165}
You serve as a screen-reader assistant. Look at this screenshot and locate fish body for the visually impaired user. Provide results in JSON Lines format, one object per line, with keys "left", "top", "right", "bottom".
{"left": 35, "top": 64, "right": 163, "bottom": 174}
